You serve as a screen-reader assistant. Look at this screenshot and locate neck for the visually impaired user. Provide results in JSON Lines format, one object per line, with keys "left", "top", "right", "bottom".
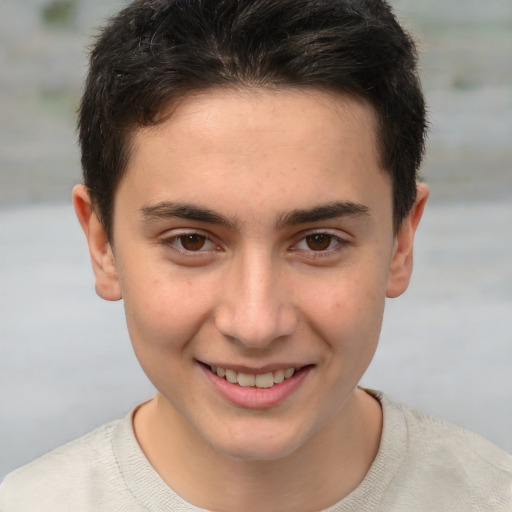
{"left": 134, "top": 388, "right": 382, "bottom": 512}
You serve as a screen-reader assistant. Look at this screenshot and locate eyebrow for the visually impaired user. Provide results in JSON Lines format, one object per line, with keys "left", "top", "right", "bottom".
{"left": 276, "top": 201, "right": 370, "bottom": 228}
{"left": 139, "top": 202, "right": 238, "bottom": 230}
{"left": 140, "top": 200, "right": 370, "bottom": 230}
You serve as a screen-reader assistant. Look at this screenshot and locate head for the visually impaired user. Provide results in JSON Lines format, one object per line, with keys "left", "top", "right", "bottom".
{"left": 78, "top": 0, "right": 427, "bottom": 240}
{"left": 73, "top": 0, "right": 429, "bottom": 469}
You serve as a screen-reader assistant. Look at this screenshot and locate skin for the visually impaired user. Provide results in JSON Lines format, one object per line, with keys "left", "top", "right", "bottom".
{"left": 73, "top": 87, "right": 428, "bottom": 511}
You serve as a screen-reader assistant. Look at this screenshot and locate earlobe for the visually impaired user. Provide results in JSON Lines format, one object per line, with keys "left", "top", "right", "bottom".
{"left": 72, "top": 184, "right": 122, "bottom": 301}
{"left": 386, "top": 183, "right": 429, "bottom": 299}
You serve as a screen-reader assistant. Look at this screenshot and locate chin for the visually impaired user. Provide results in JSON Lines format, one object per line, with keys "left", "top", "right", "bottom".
{"left": 207, "top": 422, "right": 312, "bottom": 463}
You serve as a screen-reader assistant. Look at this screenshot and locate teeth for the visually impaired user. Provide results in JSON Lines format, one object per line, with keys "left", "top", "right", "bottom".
{"left": 237, "top": 373, "right": 255, "bottom": 387}
{"left": 273, "top": 369, "right": 285, "bottom": 384}
{"left": 284, "top": 368, "right": 295, "bottom": 379}
{"left": 210, "top": 365, "right": 297, "bottom": 388}
{"left": 255, "top": 372, "right": 274, "bottom": 388}
{"left": 225, "top": 369, "right": 238, "bottom": 384}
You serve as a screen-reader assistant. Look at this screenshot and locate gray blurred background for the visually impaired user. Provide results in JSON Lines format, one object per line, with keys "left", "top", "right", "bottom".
{"left": 1, "top": 0, "right": 511, "bottom": 479}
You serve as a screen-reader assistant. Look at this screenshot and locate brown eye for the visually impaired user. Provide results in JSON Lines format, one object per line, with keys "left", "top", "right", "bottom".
{"left": 305, "top": 233, "right": 332, "bottom": 251}
{"left": 179, "top": 234, "right": 207, "bottom": 251}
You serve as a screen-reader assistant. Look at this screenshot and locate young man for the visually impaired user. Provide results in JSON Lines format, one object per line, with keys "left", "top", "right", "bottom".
{"left": 1, "top": 0, "right": 510, "bottom": 510}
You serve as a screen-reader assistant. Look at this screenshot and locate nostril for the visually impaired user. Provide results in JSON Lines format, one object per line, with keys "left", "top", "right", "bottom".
{"left": 214, "top": 301, "right": 299, "bottom": 348}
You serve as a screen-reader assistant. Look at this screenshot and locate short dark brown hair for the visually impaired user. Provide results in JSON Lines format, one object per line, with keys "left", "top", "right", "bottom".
{"left": 79, "top": 0, "right": 427, "bottom": 238}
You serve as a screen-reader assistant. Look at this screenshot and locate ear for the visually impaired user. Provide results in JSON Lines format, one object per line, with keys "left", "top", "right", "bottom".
{"left": 72, "top": 184, "right": 122, "bottom": 301}
{"left": 386, "top": 183, "right": 429, "bottom": 298}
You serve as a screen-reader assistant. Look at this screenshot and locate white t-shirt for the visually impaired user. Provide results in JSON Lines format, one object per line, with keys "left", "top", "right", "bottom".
{"left": 1, "top": 391, "right": 511, "bottom": 511}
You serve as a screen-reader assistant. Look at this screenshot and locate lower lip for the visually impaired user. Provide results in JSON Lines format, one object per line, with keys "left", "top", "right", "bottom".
{"left": 200, "top": 364, "right": 312, "bottom": 409}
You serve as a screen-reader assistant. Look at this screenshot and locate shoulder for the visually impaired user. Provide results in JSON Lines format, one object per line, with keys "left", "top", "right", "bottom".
{"left": 398, "top": 399, "right": 511, "bottom": 471}
{"left": 0, "top": 418, "right": 136, "bottom": 512}
{"left": 382, "top": 393, "right": 512, "bottom": 510}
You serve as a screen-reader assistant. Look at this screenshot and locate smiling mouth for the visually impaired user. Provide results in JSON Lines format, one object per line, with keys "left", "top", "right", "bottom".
{"left": 207, "top": 365, "right": 302, "bottom": 389}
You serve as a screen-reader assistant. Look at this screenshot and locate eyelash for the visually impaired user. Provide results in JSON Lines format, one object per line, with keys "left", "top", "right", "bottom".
{"left": 159, "top": 229, "right": 349, "bottom": 259}
{"left": 160, "top": 230, "right": 220, "bottom": 256}
{"left": 291, "top": 230, "right": 348, "bottom": 259}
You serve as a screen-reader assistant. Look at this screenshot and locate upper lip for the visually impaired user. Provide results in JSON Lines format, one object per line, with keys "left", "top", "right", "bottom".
{"left": 198, "top": 360, "right": 311, "bottom": 374}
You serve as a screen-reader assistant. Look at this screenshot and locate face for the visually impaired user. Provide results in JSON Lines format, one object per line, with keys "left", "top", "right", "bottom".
{"left": 77, "top": 88, "right": 423, "bottom": 462}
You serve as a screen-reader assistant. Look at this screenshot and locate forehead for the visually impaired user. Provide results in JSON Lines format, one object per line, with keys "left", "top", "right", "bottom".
{"left": 118, "top": 87, "right": 390, "bottom": 224}
{"left": 141, "top": 87, "right": 380, "bottom": 155}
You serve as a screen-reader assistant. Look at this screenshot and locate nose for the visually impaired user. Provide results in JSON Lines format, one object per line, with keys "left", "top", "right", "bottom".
{"left": 214, "top": 252, "right": 298, "bottom": 349}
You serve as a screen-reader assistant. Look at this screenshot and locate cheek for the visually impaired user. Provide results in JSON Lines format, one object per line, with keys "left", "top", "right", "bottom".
{"left": 119, "top": 266, "right": 214, "bottom": 353}
{"left": 119, "top": 270, "right": 217, "bottom": 395}
{"left": 300, "top": 265, "right": 387, "bottom": 353}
